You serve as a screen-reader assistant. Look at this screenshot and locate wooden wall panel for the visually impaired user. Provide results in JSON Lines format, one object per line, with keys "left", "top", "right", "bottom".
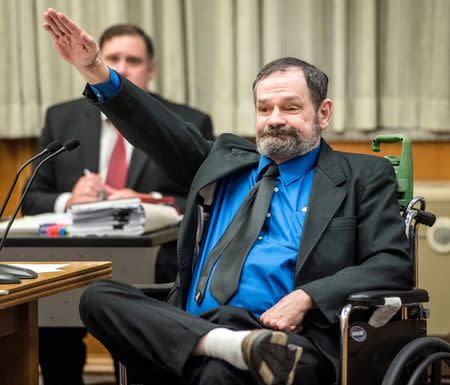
{"left": 329, "top": 141, "right": 450, "bottom": 181}
{"left": 0, "top": 139, "right": 449, "bottom": 219}
{"left": 0, "top": 139, "right": 37, "bottom": 217}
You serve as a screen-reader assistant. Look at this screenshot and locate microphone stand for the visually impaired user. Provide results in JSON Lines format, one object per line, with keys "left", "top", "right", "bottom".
{"left": 0, "top": 143, "right": 77, "bottom": 283}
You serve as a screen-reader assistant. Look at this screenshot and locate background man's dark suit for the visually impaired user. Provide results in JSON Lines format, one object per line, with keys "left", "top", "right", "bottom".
{"left": 84, "top": 77, "right": 413, "bottom": 383}
{"left": 22, "top": 94, "right": 213, "bottom": 215}
{"left": 21, "top": 93, "right": 213, "bottom": 385}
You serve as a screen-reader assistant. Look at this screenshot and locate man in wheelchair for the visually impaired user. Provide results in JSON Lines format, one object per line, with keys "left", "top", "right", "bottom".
{"left": 43, "top": 9, "right": 448, "bottom": 385}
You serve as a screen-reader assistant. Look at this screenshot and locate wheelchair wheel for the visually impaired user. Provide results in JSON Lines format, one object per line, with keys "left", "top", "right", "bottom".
{"left": 381, "top": 336, "right": 450, "bottom": 385}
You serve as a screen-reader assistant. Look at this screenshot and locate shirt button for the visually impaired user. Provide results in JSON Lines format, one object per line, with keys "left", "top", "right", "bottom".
{"left": 257, "top": 236, "right": 263, "bottom": 240}
{"left": 266, "top": 213, "right": 271, "bottom": 218}
{"left": 274, "top": 187, "right": 279, "bottom": 192}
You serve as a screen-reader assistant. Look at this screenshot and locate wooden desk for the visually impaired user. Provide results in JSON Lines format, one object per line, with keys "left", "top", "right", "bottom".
{"left": 0, "top": 261, "right": 112, "bottom": 385}
{"left": 3, "top": 225, "right": 179, "bottom": 248}
{"left": 2, "top": 226, "right": 178, "bottom": 327}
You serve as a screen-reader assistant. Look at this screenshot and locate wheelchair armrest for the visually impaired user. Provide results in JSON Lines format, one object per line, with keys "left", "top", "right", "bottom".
{"left": 137, "top": 282, "right": 174, "bottom": 301}
{"left": 348, "top": 288, "right": 429, "bottom": 307}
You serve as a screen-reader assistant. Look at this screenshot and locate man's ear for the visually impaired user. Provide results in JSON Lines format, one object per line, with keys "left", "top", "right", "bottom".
{"left": 147, "top": 59, "right": 157, "bottom": 81}
{"left": 318, "top": 98, "right": 333, "bottom": 130}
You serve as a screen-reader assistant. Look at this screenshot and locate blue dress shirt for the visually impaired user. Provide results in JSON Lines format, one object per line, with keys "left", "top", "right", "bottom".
{"left": 89, "top": 68, "right": 121, "bottom": 101}
{"left": 186, "top": 148, "right": 319, "bottom": 317}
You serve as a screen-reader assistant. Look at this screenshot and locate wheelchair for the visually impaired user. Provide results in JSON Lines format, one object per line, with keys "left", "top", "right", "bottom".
{"left": 339, "top": 134, "right": 450, "bottom": 385}
{"left": 119, "top": 134, "right": 450, "bottom": 385}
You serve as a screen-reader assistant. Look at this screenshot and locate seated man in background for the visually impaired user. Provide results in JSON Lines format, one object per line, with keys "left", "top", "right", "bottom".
{"left": 43, "top": 9, "right": 413, "bottom": 385}
{"left": 22, "top": 22, "right": 213, "bottom": 385}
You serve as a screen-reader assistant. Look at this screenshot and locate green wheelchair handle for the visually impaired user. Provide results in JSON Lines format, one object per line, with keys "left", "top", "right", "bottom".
{"left": 371, "top": 134, "right": 413, "bottom": 210}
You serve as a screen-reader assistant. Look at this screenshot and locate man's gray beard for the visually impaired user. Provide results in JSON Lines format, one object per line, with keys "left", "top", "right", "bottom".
{"left": 256, "top": 124, "right": 321, "bottom": 160}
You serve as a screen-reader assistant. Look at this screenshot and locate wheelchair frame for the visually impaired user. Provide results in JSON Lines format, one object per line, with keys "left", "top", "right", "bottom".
{"left": 339, "top": 196, "right": 436, "bottom": 385}
{"left": 339, "top": 135, "right": 450, "bottom": 385}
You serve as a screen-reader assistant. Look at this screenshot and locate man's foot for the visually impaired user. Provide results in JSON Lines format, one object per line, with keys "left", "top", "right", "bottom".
{"left": 242, "top": 329, "right": 303, "bottom": 385}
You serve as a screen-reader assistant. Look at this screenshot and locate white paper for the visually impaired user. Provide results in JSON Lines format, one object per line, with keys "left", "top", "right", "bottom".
{"left": 141, "top": 203, "right": 179, "bottom": 232}
{"left": 7, "top": 263, "right": 69, "bottom": 273}
{"left": 70, "top": 197, "right": 141, "bottom": 214}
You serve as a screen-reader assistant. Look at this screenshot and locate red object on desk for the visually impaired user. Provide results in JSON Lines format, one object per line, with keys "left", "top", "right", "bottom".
{"left": 135, "top": 194, "right": 176, "bottom": 206}
{"left": 40, "top": 224, "right": 68, "bottom": 237}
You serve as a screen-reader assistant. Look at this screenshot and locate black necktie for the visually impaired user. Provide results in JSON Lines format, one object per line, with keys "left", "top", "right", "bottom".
{"left": 194, "top": 163, "right": 279, "bottom": 305}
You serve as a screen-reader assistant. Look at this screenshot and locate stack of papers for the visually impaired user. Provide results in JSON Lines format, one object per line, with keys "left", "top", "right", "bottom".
{"left": 69, "top": 198, "right": 179, "bottom": 237}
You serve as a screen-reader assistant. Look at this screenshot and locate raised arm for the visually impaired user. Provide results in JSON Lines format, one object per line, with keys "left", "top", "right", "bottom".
{"left": 43, "top": 8, "right": 213, "bottom": 190}
{"left": 43, "top": 8, "right": 109, "bottom": 84}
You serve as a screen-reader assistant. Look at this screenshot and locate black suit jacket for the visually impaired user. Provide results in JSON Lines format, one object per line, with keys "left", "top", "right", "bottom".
{"left": 22, "top": 94, "right": 213, "bottom": 215}
{"left": 85, "top": 77, "right": 413, "bottom": 377}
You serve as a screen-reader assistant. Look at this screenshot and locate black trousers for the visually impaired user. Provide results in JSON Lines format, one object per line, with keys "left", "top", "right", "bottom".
{"left": 79, "top": 280, "right": 334, "bottom": 385}
{"left": 39, "top": 242, "right": 178, "bottom": 385}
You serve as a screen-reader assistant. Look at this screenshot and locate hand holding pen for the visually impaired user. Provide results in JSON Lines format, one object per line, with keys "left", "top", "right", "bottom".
{"left": 81, "top": 169, "right": 144, "bottom": 202}
{"left": 64, "top": 169, "right": 105, "bottom": 210}
{"left": 83, "top": 169, "right": 106, "bottom": 200}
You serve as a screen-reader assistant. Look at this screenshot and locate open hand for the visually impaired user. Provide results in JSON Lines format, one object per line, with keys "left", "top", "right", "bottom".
{"left": 259, "top": 289, "right": 314, "bottom": 333}
{"left": 43, "top": 8, "right": 110, "bottom": 83}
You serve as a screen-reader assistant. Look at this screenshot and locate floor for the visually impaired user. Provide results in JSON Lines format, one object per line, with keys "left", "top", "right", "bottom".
{"left": 39, "top": 373, "right": 116, "bottom": 385}
{"left": 84, "top": 374, "right": 116, "bottom": 385}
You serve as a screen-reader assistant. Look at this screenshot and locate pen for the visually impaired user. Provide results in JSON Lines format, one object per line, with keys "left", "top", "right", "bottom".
{"left": 83, "top": 168, "right": 90, "bottom": 176}
{"left": 83, "top": 168, "right": 106, "bottom": 200}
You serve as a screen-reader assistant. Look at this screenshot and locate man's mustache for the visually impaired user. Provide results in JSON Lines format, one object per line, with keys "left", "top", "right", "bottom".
{"left": 258, "top": 125, "right": 298, "bottom": 138}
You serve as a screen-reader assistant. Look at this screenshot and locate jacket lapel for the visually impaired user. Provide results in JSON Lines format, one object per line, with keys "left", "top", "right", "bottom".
{"left": 126, "top": 148, "right": 147, "bottom": 188}
{"left": 81, "top": 104, "right": 101, "bottom": 172}
{"left": 190, "top": 134, "right": 260, "bottom": 194}
{"left": 295, "top": 141, "right": 347, "bottom": 276}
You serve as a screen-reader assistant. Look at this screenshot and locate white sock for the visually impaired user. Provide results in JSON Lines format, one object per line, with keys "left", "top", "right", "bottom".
{"left": 203, "top": 328, "right": 251, "bottom": 370}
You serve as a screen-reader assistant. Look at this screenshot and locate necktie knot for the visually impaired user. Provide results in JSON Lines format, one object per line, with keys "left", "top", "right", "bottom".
{"left": 262, "top": 163, "right": 279, "bottom": 179}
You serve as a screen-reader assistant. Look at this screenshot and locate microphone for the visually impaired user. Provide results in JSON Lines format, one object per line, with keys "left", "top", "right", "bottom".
{"left": 0, "top": 140, "right": 62, "bottom": 220}
{"left": 0, "top": 139, "right": 80, "bottom": 283}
